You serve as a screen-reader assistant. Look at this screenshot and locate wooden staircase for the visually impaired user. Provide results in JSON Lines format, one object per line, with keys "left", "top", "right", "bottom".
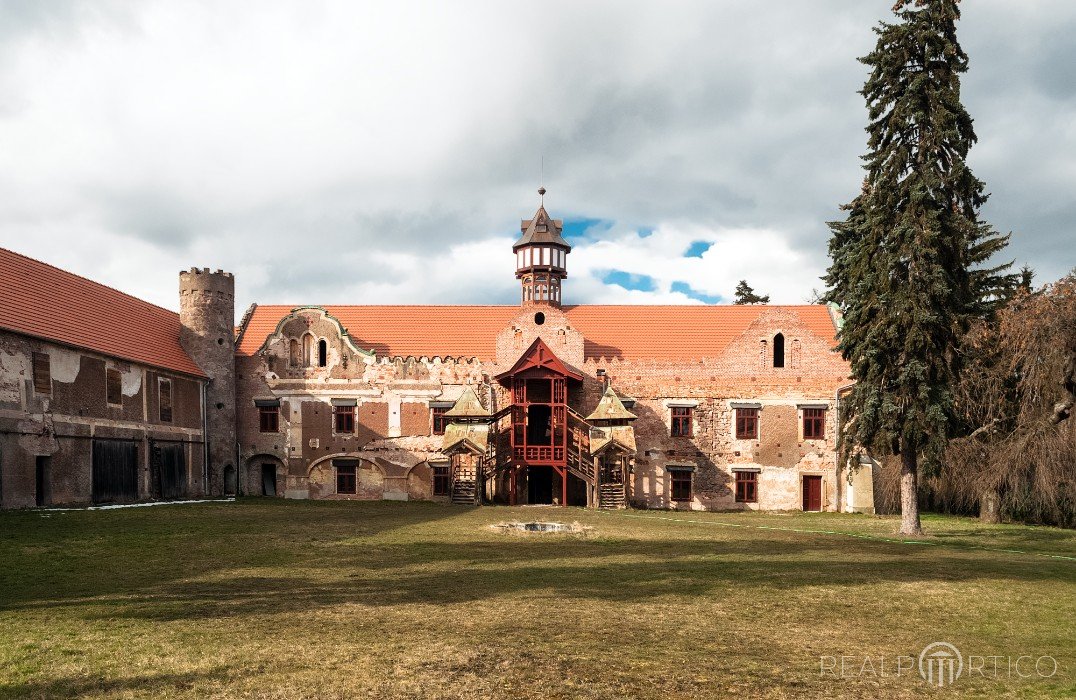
{"left": 599, "top": 483, "right": 626, "bottom": 509}
{"left": 451, "top": 465, "right": 477, "bottom": 506}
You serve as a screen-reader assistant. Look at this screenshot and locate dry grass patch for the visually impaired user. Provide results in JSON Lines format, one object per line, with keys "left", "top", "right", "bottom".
{"left": 0, "top": 500, "right": 1073, "bottom": 698}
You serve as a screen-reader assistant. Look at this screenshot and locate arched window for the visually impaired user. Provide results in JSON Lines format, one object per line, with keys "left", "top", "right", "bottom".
{"left": 318, "top": 339, "right": 327, "bottom": 367}
{"left": 302, "top": 333, "right": 316, "bottom": 367}
{"left": 773, "top": 333, "right": 785, "bottom": 368}
{"left": 289, "top": 339, "right": 300, "bottom": 367}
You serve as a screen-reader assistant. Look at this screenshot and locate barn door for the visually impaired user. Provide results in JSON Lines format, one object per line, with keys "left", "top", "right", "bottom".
{"left": 153, "top": 443, "right": 187, "bottom": 500}
{"left": 92, "top": 440, "right": 139, "bottom": 504}
{"left": 802, "top": 475, "right": 822, "bottom": 512}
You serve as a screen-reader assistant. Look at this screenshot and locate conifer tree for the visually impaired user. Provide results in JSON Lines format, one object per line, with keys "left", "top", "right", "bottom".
{"left": 733, "top": 280, "right": 770, "bottom": 305}
{"left": 825, "top": 0, "right": 1010, "bottom": 535}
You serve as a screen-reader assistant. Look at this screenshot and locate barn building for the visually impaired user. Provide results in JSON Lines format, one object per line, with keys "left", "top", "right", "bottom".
{"left": 0, "top": 194, "right": 876, "bottom": 512}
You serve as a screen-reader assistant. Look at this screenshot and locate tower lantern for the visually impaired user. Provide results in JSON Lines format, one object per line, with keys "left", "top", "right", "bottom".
{"left": 514, "top": 187, "right": 571, "bottom": 307}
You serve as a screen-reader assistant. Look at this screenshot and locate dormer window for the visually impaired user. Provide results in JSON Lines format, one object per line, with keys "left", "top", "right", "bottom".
{"left": 318, "top": 339, "right": 327, "bottom": 367}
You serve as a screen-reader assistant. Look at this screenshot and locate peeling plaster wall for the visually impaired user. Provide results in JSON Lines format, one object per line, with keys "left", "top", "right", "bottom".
{"left": 237, "top": 305, "right": 852, "bottom": 511}
{"left": 0, "top": 330, "right": 207, "bottom": 509}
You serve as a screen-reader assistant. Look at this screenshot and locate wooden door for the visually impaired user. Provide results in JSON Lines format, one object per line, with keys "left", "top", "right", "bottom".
{"left": 92, "top": 440, "right": 139, "bottom": 504}
{"left": 802, "top": 475, "right": 822, "bottom": 512}
{"left": 154, "top": 443, "right": 187, "bottom": 500}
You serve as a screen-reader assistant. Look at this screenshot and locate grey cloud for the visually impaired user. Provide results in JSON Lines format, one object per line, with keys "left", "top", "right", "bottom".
{"left": 0, "top": 0, "right": 1072, "bottom": 311}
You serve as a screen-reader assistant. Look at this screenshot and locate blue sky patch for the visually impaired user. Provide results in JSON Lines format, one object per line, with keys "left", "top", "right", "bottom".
{"left": 671, "top": 281, "right": 721, "bottom": 304}
{"left": 598, "top": 269, "right": 657, "bottom": 292}
{"left": 684, "top": 240, "right": 713, "bottom": 258}
{"left": 561, "top": 217, "right": 613, "bottom": 245}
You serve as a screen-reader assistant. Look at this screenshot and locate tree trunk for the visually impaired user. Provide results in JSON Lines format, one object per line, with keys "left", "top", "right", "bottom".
{"left": 899, "top": 444, "right": 924, "bottom": 536}
{"left": 979, "top": 489, "right": 1001, "bottom": 524}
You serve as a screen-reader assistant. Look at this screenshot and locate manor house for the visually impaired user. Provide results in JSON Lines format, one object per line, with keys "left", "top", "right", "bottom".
{"left": 0, "top": 194, "right": 876, "bottom": 513}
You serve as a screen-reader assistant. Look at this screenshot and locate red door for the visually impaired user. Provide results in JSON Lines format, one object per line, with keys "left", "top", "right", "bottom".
{"left": 802, "top": 475, "right": 823, "bottom": 512}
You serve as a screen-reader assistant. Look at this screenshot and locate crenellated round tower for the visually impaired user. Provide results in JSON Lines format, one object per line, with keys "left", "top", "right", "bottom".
{"left": 179, "top": 267, "right": 236, "bottom": 496}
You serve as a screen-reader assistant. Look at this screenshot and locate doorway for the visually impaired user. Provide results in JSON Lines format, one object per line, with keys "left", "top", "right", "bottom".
{"left": 527, "top": 466, "right": 553, "bottom": 504}
{"left": 35, "top": 456, "right": 50, "bottom": 507}
{"left": 802, "top": 475, "right": 823, "bottom": 512}
{"left": 92, "top": 440, "right": 138, "bottom": 504}
{"left": 261, "top": 463, "right": 277, "bottom": 496}
{"left": 526, "top": 404, "right": 552, "bottom": 445}
{"left": 566, "top": 473, "right": 588, "bottom": 507}
{"left": 154, "top": 443, "right": 187, "bottom": 500}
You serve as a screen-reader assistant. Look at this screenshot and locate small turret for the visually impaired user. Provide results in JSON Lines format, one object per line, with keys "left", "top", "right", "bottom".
{"left": 179, "top": 267, "right": 236, "bottom": 496}
{"left": 514, "top": 188, "right": 570, "bottom": 308}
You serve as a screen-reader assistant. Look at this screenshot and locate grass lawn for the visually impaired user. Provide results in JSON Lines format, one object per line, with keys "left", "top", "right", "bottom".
{"left": 1, "top": 500, "right": 1073, "bottom": 699}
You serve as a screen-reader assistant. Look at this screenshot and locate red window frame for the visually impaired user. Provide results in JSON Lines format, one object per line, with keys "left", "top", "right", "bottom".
{"left": 671, "top": 406, "right": 693, "bottom": 437}
{"left": 258, "top": 405, "right": 279, "bottom": 433}
{"left": 432, "top": 407, "right": 450, "bottom": 436}
{"left": 803, "top": 408, "right": 826, "bottom": 440}
{"left": 336, "top": 465, "right": 356, "bottom": 494}
{"left": 671, "top": 471, "right": 693, "bottom": 502}
{"left": 735, "top": 407, "right": 759, "bottom": 440}
{"left": 735, "top": 471, "right": 758, "bottom": 503}
{"left": 333, "top": 405, "right": 355, "bottom": 435}
{"left": 432, "top": 465, "right": 450, "bottom": 496}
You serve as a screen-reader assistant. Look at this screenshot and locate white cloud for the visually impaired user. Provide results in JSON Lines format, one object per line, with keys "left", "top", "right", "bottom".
{"left": 0, "top": 0, "right": 1072, "bottom": 316}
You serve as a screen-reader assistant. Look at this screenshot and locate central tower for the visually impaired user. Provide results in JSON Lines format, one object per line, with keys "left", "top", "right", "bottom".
{"left": 514, "top": 187, "right": 571, "bottom": 307}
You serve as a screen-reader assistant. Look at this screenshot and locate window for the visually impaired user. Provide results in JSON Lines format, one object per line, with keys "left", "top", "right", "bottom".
{"left": 671, "top": 406, "right": 693, "bottom": 437}
{"left": 432, "top": 406, "right": 450, "bottom": 435}
{"left": 158, "top": 378, "right": 173, "bottom": 422}
{"left": 336, "top": 464, "right": 357, "bottom": 494}
{"left": 773, "top": 333, "right": 785, "bottom": 368}
{"left": 735, "top": 471, "right": 758, "bottom": 503}
{"left": 106, "top": 368, "right": 123, "bottom": 406}
{"left": 671, "top": 470, "right": 693, "bottom": 502}
{"left": 736, "top": 407, "right": 759, "bottom": 440}
{"left": 318, "top": 339, "right": 327, "bottom": 367}
{"left": 432, "top": 464, "right": 450, "bottom": 496}
{"left": 803, "top": 407, "right": 826, "bottom": 440}
{"left": 289, "top": 339, "right": 300, "bottom": 366}
{"left": 259, "top": 405, "right": 279, "bottom": 433}
{"left": 32, "top": 352, "right": 51, "bottom": 395}
{"left": 333, "top": 404, "right": 355, "bottom": 434}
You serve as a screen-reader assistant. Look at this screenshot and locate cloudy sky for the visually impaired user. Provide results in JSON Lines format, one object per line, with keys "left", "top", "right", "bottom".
{"left": 1, "top": 1, "right": 1073, "bottom": 317}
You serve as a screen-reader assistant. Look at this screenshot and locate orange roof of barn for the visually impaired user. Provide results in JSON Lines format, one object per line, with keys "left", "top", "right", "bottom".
{"left": 0, "top": 248, "right": 206, "bottom": 378}
{"left": 237, "top": 304, "right": 837, "bottom": 362}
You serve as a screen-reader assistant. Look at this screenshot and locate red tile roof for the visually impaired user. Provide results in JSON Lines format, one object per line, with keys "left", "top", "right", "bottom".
{"left": 237, "top": 303, "right": 837, "bottom": 361}
{"left": 0, "top": 248, "right": 206, "bottom": 378}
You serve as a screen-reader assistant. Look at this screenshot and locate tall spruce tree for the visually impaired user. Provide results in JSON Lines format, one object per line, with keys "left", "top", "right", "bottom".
{"left": 825, "top": 0, "right": 1010, "bottom": 535}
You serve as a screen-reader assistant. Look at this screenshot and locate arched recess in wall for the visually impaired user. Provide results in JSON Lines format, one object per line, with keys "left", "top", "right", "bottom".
{"left": 773, "top": 333, "right": 785, "bottom": 368}
{"left": 289, "top": 339, "right": 300, "bottom": 367}
{"left": 318, "top": 339, "right": 327, "bottom": 367}
{"left": 244, "top": 454, "right": 286, "bottom": 497}
{"left": 302, "top": 333, "right": 316, "bottom": 367}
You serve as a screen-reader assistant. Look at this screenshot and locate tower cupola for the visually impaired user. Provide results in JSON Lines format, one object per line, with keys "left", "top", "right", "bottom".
{"left": 514, "top": 187, "right": 570, "bottom": 307}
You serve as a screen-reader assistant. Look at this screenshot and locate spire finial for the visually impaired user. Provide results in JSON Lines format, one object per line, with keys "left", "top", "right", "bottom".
{"left": 539, "top": 154, "right": 545, "bottom": 204}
